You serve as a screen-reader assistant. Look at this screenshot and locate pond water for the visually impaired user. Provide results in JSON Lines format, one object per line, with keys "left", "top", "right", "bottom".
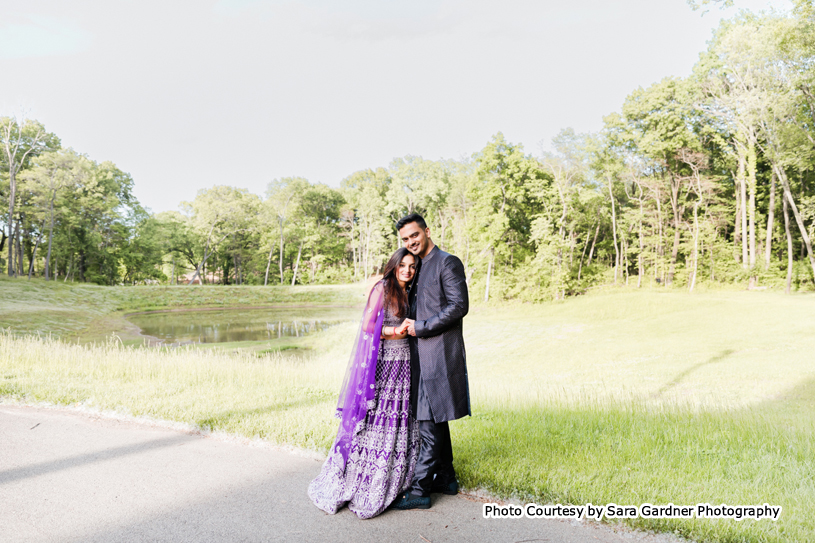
{"left": 127, "top": 307, "right": 359, "bottom": 344}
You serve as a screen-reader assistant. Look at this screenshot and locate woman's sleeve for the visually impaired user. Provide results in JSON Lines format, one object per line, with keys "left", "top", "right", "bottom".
{"left": 362, "top": 282, "right": 385, "bottom": 334}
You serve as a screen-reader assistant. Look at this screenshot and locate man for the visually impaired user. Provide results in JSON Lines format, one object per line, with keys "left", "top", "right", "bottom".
{"left": 392, "top": 213, "right": 470, "bottom": 510}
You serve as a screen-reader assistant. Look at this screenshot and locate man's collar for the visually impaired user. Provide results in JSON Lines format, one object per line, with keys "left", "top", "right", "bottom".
{"left": 421, "top": 245, "right": 439, "bottom": 262}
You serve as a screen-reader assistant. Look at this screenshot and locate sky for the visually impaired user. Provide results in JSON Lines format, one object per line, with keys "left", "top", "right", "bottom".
{"left": 1, "top": 0, "right": 792, "bottom": 213}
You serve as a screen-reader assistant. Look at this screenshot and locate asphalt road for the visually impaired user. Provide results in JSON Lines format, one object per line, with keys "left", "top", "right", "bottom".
{"left": 0, "top": 405, "right": 684, "bottom": 543}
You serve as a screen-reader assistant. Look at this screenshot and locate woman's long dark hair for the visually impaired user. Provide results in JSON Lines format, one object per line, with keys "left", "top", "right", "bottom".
{"left": 382, "top": 248, "right": 414, "bottom": 318}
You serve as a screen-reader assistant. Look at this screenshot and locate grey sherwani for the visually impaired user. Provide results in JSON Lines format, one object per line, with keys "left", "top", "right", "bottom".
{"left": 408, "top": 245, "right": 470, "bottom": 423}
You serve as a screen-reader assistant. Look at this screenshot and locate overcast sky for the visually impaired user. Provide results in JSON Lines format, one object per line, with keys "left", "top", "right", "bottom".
{"left": 1, "top": 0, "right": 791, "bottom": 213}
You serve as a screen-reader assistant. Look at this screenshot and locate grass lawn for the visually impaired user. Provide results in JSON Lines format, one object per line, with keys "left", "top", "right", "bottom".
{"left": 2, "top": 277, "right": 814, "bottom": 542}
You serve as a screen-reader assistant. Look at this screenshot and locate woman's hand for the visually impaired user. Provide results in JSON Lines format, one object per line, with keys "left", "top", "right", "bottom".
{"left": 395, "top": 320, "right": 411, "bottom": 335}
{"left": 381, "top": 321, "right": 411, "bottom": 340}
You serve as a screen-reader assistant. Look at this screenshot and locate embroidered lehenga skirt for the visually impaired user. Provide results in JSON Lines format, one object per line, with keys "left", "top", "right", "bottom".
{"left": 308, "top": 323, "right": 419, "bottom": 519}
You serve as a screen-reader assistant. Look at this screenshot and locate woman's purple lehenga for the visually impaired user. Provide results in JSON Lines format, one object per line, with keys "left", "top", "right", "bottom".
{"left": 308, "top": 281, "right": 419, "bottom": 519}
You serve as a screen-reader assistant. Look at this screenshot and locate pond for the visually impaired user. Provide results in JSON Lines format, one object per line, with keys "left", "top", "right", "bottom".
{"left": 127, "top": 307, "right": 359, "bottom": 345}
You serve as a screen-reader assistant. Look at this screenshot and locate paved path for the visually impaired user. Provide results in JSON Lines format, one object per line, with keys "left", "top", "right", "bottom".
{"left": 1, "top": 405, "right": 682, "bottom": 543}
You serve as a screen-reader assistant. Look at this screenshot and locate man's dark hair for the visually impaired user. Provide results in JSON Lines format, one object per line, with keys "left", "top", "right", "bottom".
{"left": 396, "top": 213, "right": 427, "bottom": 232}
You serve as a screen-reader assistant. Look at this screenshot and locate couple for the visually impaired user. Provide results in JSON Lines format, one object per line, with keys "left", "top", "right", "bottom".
{"left": 308, "top": 213, "right": 470, "bottom": 519}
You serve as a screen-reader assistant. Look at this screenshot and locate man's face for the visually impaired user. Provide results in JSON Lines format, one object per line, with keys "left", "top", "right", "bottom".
{"left": 399, "top": 222, "right": 430, "bottom": 257}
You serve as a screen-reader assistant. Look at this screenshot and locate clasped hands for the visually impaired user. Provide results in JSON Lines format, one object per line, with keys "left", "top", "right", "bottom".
{"left": 395, "top": 319, "right": 416, "bottom": 337}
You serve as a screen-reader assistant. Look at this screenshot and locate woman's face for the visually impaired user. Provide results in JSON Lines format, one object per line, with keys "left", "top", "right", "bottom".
{"left": 396, "top": 254, "right": 416, "bottom": 286}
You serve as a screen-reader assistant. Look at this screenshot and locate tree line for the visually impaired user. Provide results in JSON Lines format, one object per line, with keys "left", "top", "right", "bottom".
{"left": 3, "top": 6, "right": 815, "bottom": 300}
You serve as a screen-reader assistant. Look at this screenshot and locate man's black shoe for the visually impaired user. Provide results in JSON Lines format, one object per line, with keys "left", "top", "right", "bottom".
{"left": 391, "top": 492, "right": 431, "bottom": 510}
{"left": 431, "top": 479, "right": 459, "bottom": 495}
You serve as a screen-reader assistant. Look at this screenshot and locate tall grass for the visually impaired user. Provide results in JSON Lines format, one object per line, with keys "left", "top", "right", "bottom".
{"left": 0, "top": 325, "right": 354, "bottom": 449}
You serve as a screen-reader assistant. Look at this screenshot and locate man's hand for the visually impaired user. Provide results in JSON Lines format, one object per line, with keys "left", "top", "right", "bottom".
{"left": 406, "top": 319, "right": 417, "bottom": 337}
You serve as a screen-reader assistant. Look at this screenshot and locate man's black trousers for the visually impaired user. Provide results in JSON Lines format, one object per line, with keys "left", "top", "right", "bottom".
{"left": 410, "top": 419, "right": 456, "bottom": 497}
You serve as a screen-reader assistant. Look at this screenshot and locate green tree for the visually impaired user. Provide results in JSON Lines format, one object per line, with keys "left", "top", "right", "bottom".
{"left": 471, "top": 133, "right": 550, "bottom": 301}
{"left": 182, "top": 185, "right": 259, "bottom": 285}
{"left": 265, "top": 177, "right": 309, "bottom": 284}
{"left": 296, "top": 184, "right": 345, "bottom": 284}
{"left": 19, "top": 150, "right": 89, "bottom": 280}
{"left": 0, "top": 116, "right": 59, "bottom": 276}
{"left": 341, "top": 169, "right": 391, "bottom": 281}
{"left": 614, "top": 77, "right": 701, "bottom": 285}
{"left": 154, "top": 211, "right": 198, "bottom": 284}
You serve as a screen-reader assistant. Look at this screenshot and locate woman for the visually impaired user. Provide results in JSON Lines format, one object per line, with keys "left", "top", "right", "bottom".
{"left": 308, "top": 248, "right": 419, "bottom": 519}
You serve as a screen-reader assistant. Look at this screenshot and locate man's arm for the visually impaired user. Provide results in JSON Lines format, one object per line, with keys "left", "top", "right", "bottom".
{"left": 413, "top": 256, "right": 468, "bottom": 338}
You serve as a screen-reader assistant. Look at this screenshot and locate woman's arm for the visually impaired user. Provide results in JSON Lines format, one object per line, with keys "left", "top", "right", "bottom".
{"left": 362, "top": 282, "right": 385, "bottom": 334}
{"left": 381, "top": 323, "right": 409, "bottom": 340}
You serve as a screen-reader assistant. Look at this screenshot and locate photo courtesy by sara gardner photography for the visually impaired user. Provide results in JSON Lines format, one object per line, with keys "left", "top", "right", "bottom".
{"left": 1, "top": 1, "right": 813, "bottom": 542}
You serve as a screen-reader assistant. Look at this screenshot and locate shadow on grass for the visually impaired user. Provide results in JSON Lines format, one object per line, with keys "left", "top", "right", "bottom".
{"left": 653, "top": 348, "right": 735, "bottom": 398}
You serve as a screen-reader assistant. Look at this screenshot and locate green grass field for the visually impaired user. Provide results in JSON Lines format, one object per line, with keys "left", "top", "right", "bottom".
{"left": 2, "top": 277, "right": 814, "bottom": 542}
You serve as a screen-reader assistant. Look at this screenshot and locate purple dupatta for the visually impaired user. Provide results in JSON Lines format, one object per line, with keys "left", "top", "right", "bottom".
{"left": 333, "top": 281, "right": 386, "bottom": 467}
